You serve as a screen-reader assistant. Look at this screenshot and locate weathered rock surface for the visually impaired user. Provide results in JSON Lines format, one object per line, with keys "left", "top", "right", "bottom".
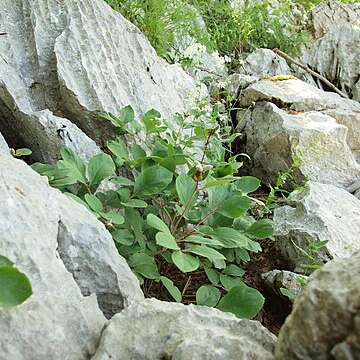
{"left": 307, "top": 1, "right": 360, "bottom": 39}
{"left": 239, "top": 78, "right": 360, "bottom": 112}
{"left": 275, "top": 251, "right": 360, "bottom": 359}
{"left": 243, "top": 101, "right": 360, "bottom": 188}
{"left": 262, "top": 270, "right": 306, "bottom": 299}
{"left": 0, "top": 131, "right": 8, "bottom": 152}
{"left": 240, "top": 49, "right": 293, "bottom": 78}
{"left": 0, "top": 153, "right": 143, "bottom": 359}
{"left": 274, "top": 182, "right": 360, "bottom": 273}
{"left": 92, "top": 298, "right": 277, "bottom": 360}
{"left": 0, "top": 0, "right": 199, "bottom": 161}
{"left": 302, "top": 25, "right": 360, "bottom": 101}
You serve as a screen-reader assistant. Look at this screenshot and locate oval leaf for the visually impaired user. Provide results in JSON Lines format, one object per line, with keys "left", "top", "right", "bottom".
{"left": 246, "top": 219, "right": 274, "bottom": 239}
{"left": 236, "top": 176, "right": 261, "bottom": 194}
{"left": 196, "top": 285, "right": 221, "bottom": 307}
{"left": 160, "top": 276, "right": 182, "bottom": 302}
{"left": 84, "top": 194, "right": 103, "bottom": 213}
{"left": 217, "top": 285, "right": 265, "bottom": 319}
{"left": 186, "top": 245, "right": 226, "bottom": 261}
{"left": 0, "top": 266, "right": 32, "bottom": 306}
{"left": 146, "top": 214, "right": 171, "bottom": 234}
{"left": 88, "top": 153, "right": 115, "bottom": 186}
{"left": 134, "top": 165, "right": 173, "bottom": 196}
{"left": 172, "top": 251, "right": 200, "bottom": 273}
{"left": 156, "top": 232, "right": 180, "bottom": 250}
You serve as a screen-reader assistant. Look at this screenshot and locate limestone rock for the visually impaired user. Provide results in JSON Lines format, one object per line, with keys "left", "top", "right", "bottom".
{"left": 0, "top": 153, "right": 143, "bottom": 359}
{"left": 224, "top": 74, "right": 258, "bottom": 100}
{"left": 262, "top": 270, "right": 306, "bottom": 299}
{"left": 0, "top": 132, "right": 8, "bottom": 153}
{"left": 307, "top": 1, "right": 360, "bottom": 39}
{"left": 275, "top": 251, "right": 360, "bottom": 359}
{"left": 92, "top": 298, "right": 276, "bottom": 360}
{"left": 243, "top": 101, "right": 360, "bottom": 188}
{"left": 240, "top": 49, "right": 293, "bottom": 78}
{"left": 274, "top": 182, "right": 360, "bottom": 273}
{"left": 303, "top": 26, "right": 360, "bottom": 101}
{"left": 0, "top": 0, "right": 200, "bottom": 161}
{"left": 239, "top": 78, "right": 360, "bottom": 112}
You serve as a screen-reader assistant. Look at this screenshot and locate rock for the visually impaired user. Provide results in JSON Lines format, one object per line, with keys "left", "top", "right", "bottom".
{"left": 0, "top": 0, "right": 200, "bottom": 161}
{"left": 262, "top": 270, "right": 306, "bottom": 299}
{"left": 274, "top": 182, "right": 360, "bottom": 273}
{"left": 240, "top": 49, "right": 293, "bottom": 78}
{"left": 302, "top": 26, "right": 360, "bottom": 101}
{"left": 243, "top": 101, "right": 360, "bottom": 188}
{"left": 0, "top": 153, "right": 143, "bottom": 358}
{"left": 239, "top": 78, "right": 360, "bottom": 112}
{"left": 275, "top": 251, "right": 360, "bottom": 359}
{"left": 307, "top": 1, "right": 360, "bottom": 39}
{"left": 224, "top": 74, "right": 258, "bottom": 100}
{"left": 0, "top": 132, "right": 8, "bottom": 153}
{"left": 92, "top": 298, "right": 277, "bottom": 360}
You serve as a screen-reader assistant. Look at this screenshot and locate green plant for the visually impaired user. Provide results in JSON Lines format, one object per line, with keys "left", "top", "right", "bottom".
{"left": 32, "top": 104, "right": 273, "bottom": 319}
{"left": 0, "top": 255, "right": 32, "bottom": 307}
{"left": 10, "top": 148, "right": 32, "bottom": 158}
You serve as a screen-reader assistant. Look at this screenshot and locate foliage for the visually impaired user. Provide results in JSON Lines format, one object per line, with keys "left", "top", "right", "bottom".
{"left": 10, "top": 148, "right": 32, "bottom": 158}
{"left": 32, "top": 104, "right": 274, "bottom": 319}
{"left": 0, "top": 255, "right": 32, "bottom": 307}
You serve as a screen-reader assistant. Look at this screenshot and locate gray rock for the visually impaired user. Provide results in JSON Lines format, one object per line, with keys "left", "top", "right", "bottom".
{"left": 262, "top": 270, "right": 307, "bottom": 299}
{"left": 303, "top": 26, "right": 360, "bottom": 101}
{"left": 0, "top": 153, "right": 143, "bottom": 359}
{"left": 0, "top": 132, "right": 8, "bottom": 153}
{"left": 275, "top": 251, "right": 360, "bottom": 360}
{"left": 244, "top": 101, "right": 360, "bottom": 188}
{"left": 92, "top": 298, "right": 276, "bottom": 360}
{"left": 240, "top": 49, "right": 293, "bottom": 78}
{"left": 0, "top": 0, "right": 200, "bottom": 161}
{"left": 239, "top": 78, "right": 360, "bottom": 112}
{"left": 274, "top": 182, "right": 360, "bottom": 273}
{"left": 226, "top": 74, "right": 258, "bottom": 99}
{"left": 307, "top": 1, "right": 360, "bottom": 39}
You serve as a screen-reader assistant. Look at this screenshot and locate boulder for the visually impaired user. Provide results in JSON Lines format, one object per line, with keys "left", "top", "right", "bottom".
{"left": 261, "top": 270, "right": 306, "bottom": 299}
{"left": 307, "top": 1, "right": 360, "bottom": 39}
{"left": 243, "top": 101, "right": 360, "bottom": 188}
{"left": 0, "top": 131, "right": 8, "bottom": 153}
{"left": 274, "top": 182, "right": 360, "bottom": 273}
{"left": 275, "top": 251, "right": 360, "bottom": 359}
{"left": 0, "top": 153, "right": 143, "bottom": 359}
{"left": 239, "top": 78, "right": 360, "bottom": 112}
{"left": 0, "top": 0, "right": 200, "bottom": 161}
{"left": 240, "top": 49, "right": 293, "bottom": 78}
{"left": 224, "top": 74, "right": 258, "bottom": 99}
{"left": 92, "top": 298, "right": 277, "bottom": 360}
{"left": 302, "top": 26, "right": 360, "bottom": 101}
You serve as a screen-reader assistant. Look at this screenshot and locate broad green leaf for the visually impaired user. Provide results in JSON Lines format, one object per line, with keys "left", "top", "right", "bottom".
{"left": 172, "top": 251, "right": 200, "bottom": 273}
{"left": 208, "top": 183, "right": 232, "bottom": 210}
{"left": 176, "top": 174, "right": 198, "bottom": 211}
{"left": 119, "top": 105, "right": 135, "bottom": 124}
{"left": 204, "top": 266, "right": 220, "bottom": 285}
{"left": 88, "top": 154, "right": 115, "bottom": 186}
{"left": 111, "top": 176, "right": 134, "bottom": 186}
{"left": 218, "top": 195, "right": 253, "bottom": 218}
{"left": 128, "top": 253, "right": 160, "bottom": 280}
{"left": 245, "top": 239, "right": 262, "bottom": 252}
{"left": 84, "top": 194, "right": 103, "bottom": 213}
{"left": 126, "top": 208, "right": 145, "bottom": 249}
{"left": 134, "top": 165, "right": 173, "bottom": 196}
{"left": 107, "top": 138, "right": 129, "bottom": 160}
{"left": 236, "top": 176, "right": 261, "bottom": 194}
{"left": 59, "top": 147, "right": 87, "bottom": 183}
{"left": 0, "top": 266, "right": 32, "bottom": 306}
{"left": 0, "top": 255, "right": 13, "bottom": 267}
{"left": 100, "top": 212, "right": 125, "bottom": 225}
{"left": 184, "top": 235, "right": 223, "bottom": 247}
{"left": 186, "top": 245, "right": 226, "bottom": 261}
{"left": 64, "top": 192, "right": 91, "bottom": 211}
{"left": 210, "top": 228, "right": 249, "bottom": 248}
{"left": 117, "top": 188, "right": 131, "bottom": 202}
{"left": 246, "top": 219, "right": 274, "bottom": 239}
{"left": 15, "top": 148, "right": 32, "bottom": 157}
{"left": 223, "top": 264, "right": 245, "bottom": 277}
{"left": 279, "top": 287, "right": 296, "bottom": 302}
{"left": 146, "top": 214, "right": 171, "bottom": 234}
{"left": 220, "top": 274, "right": 246, "bottom": 291}
{"left": 132, "top": 144, "right": 146, "bottom": 160}
{"left": 204, "top": 179, "right": 234, "bottom": 188}
{"left": 112, "top": 229, "right": 134, "bottom": 245}
{"left": 160, "top": 276, "right": 182, "bottom": 302}
{"left": 121, "top": 199, "right": 148, "bottom": 208}
{"left": 196, "top": 285, "right": 221, "bottom": 307}
{"left": 233, "top": 216, "right": 255, "bottom": 231}
{"left": 217, "top": 285, "right": 265, "bottom": 319}
{"left": 156, "top": 232, "right": 180, "bottom": 250}
{"left": 213, "top": 259, "right": 226, "bottom": 269}
{"left": 235, "top": 248, "right": 250, "bottom": 262}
